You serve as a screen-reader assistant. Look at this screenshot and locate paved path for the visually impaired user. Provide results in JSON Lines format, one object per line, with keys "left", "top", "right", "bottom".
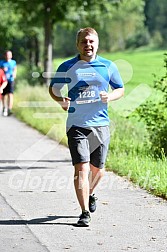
{"left": 0, "top": 114, "right": 167, "bottom": 252}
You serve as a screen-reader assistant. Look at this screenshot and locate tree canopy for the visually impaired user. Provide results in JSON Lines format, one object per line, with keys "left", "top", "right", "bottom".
{"left": 0, "top": 0, "right": 166, "bottom": 84}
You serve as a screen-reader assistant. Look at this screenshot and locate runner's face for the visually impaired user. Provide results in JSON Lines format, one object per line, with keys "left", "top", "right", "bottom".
{"left": 5, "top": 51, "right": 12, "bottom": 60}
{"left": 77, "top": 33, "right": 99, "bottom": 60}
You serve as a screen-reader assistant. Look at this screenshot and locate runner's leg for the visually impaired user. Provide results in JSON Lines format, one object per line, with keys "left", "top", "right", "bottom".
{"left": 74, "top": 162, "right": 90, "bottom": 211}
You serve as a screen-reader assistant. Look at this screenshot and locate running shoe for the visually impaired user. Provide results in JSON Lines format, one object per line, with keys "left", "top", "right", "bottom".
{"left": 89, "top": 194, "right": 98, "bottom": 213}
{"left": 3, "top": 108, "right": 8, "bottom": 117}
{"left": 8, "top": 109, "right": 12, "bottom": 116}
{"left": 77, "top": 210, "right": 91, "bottom": 227}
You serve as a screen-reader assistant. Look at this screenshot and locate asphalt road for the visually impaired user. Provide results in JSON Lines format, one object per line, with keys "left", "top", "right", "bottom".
{"left": 0, "top": 114, "right": 167, "bottom": 252}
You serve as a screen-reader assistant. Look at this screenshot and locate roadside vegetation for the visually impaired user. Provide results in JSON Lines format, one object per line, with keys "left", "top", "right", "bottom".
{"left": 13, "top": 49, "right": 167, "bottom": 199}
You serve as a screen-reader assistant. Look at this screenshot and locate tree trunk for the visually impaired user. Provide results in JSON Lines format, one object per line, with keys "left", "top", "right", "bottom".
{"left": 28, "top": 38, "right": 34, "bottom": 70}
{"left": 35, "top": 35, "right": 40, "bottom": 67}
{"left": 43, "top": 5, "right": 53, "bottom": 86}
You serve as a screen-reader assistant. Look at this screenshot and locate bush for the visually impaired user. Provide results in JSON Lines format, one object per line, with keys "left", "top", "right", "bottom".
{"left": 125, "top": 28, "right": 150, "bottom": 49}
{"left": 136, "top": 53, "right": 167, "bottom": 157}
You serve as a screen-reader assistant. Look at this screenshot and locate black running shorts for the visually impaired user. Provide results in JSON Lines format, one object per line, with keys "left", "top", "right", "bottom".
{"left": 2, "top": 81, "right": 14, "bottom": 95}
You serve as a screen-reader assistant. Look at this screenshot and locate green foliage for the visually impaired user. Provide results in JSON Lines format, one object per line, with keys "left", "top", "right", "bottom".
{"left": 54, "top": 0, "right": 147, "bottom": 54}
{"left": 1, "top": 0, "right": 166, "bottom": 64}
{"left": 136, "top": 53, "right": 167, "bottom": 157}
{"left": 0, "top": 0, "right": 23, "bottom": 51}
{"left": 102, "top": 0, "right": 147, "bottom": 51}
{"left": 144, "top": 0, "right": 167, "bottom": 46}
{"left": 125, "top": 28, "right": 150, "bottom": 49}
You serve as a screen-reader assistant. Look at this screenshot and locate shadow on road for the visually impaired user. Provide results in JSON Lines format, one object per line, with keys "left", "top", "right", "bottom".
{"left": 0, "top": 215, "right": 78, "bottom": 226}
{"left": 0, "top": 159, "right": 72, "bottom": 172}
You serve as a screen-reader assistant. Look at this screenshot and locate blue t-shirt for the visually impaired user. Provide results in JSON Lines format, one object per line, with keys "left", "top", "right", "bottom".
{"left": 50, "top": 55, "right": 123, "bottom": 128}
{"left": 0, "top": 59, "right": 16, "bottom": 81}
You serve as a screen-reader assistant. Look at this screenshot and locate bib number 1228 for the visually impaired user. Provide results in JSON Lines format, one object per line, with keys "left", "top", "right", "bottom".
{"left": 79, "top": 90, "right": 96, "bottom": 99}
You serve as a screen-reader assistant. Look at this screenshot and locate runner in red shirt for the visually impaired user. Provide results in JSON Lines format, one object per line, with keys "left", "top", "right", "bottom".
{"left": 0, "top": 68, "right": 7, "bottom": 109}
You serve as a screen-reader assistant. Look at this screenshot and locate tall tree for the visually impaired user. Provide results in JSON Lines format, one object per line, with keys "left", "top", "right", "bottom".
{"left": 7, "top": 0, "right": 123, "bottom": 84}
{"left": 7, "top": 0, "right": 69, "bottom": 84}
{"left": 0, "top": 0, "right": 22, "bottom": 55}
{"left": 53, "top": 0, "right": 147, "bottom": 53}
{"left": 144, "top": 0, "right": 167, "bottom": 46}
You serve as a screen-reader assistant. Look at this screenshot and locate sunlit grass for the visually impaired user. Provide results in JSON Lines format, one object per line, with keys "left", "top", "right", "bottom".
{"left": 13, "top": 85, "right": 68, "bottom": 145}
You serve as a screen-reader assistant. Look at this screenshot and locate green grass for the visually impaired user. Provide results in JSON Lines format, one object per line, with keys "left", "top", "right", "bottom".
{"left": 13, "top": 85, "right": 68, "bottom": 145}
{"left": 13, "top": 49, "right": 167, "bottom": 199}
{"left": 105, "top": 109, "right": 167, "bottom": 198}
{"left": 102, "top": 49, "right": 166, "bottom": 85}
{"left": 106, "top": 151, "right": 167, "bottom": 199}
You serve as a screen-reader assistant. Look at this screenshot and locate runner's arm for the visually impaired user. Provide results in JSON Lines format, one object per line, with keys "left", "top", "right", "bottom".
{"left": 100, "top": 87, "right": 124, "bottom": 103}
{"left": 13, "top": 66, "right": 17, "bottom": 79}
{"left": 0, "top": 81, "right": 7, "bottom": 93}
{"left": 49, "top": 85, "right": 71, "bottom": 111}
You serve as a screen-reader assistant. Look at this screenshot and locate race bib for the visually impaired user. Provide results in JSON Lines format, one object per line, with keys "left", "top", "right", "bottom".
{"left": 76, "top": 85, "right": 100, "bottom": 104}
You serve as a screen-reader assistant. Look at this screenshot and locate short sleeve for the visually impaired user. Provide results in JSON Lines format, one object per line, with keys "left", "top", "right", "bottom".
{"left": 109, "top": 62, "right": 124, "bottom": 89}
{"left": 50, "top": 63, "right": 70, "bottom": 89}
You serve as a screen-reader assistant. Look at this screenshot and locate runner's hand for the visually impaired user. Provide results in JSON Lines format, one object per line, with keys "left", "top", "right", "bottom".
{"left": 100, "top": 91, "right": 110, "bottom": 103}
{"left": 61, "top": 97, "right": 71, "bottom": 111}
